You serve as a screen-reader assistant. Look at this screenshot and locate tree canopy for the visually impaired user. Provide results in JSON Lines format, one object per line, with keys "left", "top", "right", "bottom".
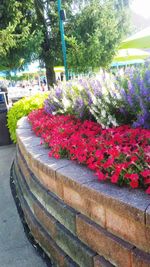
{"left": 0, "top": 0, "right": 42, "bottom": 70}
{"left": 66, "top": 0, "right": 129, "bottom": 72}
{"left": 0, "top": 0, "right": 130, "bottom": 85}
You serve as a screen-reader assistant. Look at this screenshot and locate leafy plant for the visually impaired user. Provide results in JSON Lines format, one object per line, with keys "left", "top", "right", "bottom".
{"left": 7, "top": 93, "right": 48, "bottom": 143}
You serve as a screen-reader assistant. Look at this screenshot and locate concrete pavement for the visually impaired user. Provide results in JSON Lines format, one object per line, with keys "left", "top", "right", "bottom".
{"left": 0, "top": 145, "right": 48, "bottom": 267}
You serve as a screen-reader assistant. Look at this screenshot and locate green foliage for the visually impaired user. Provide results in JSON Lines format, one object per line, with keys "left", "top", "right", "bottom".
{"left": 0, "top": 0, "right": 129, "bottom": 84}
{"left": 66, "top": 0, "right": 129, "bottom": 72}
{"left": 7, "top": 93, "right": 48, "bottom": 143}
{"left": 0, "top": 0, "right": 43, "bottom": 71}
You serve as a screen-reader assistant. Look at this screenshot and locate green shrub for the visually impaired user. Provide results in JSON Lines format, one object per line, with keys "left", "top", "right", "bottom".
{"left": 7, "top": 93, "right": 48, "bottom": 143}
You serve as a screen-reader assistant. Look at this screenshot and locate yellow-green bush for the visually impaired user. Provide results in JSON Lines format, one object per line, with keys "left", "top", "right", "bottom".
{"left": 7, "top": 93, "right": 48, "bottom": 143}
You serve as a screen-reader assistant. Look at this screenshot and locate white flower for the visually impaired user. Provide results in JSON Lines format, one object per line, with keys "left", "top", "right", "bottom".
{"left": 101, "top": 109, "right": 106, "bottom": 117}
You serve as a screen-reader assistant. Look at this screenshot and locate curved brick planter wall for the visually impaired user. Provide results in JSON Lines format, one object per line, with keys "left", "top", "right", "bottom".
{"left": 12, "top": 117, "right": 150, "bottom": 267}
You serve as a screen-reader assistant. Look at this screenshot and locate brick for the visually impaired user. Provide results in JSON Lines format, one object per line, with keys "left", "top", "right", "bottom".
{"left": 16, "top": 155, "right": 77, "bottom": 235}
{"left": 76, "top": 214, "right": 133, "bottom": 267}
{"left": 17, "top": 145, "right": 104, "bottom": 231}
{"left": 131, "top": 248, "right": 150, "bottom": 267}
{"left": 13, "top": 163, "right": 80, "bottom": 267}
{"left": 94, "top": 255, "right": 114, "bottom": 267}
{"left": 146, "top": 205, "right": 150, "bottom": 226}
{"left": 17, "top": 147, "right": 67, "bottom": 199}
{"left": 55, "top": 223, "right": 96, "bottom": 267}
{"left": 12, "top": 173, "right": 67, "bottom": 267}
{"left": 16, "top": 153, "right": 48, "bottom": 205}
{"left": 84, "top": 181, "right": 150, "bottom": 225}
{"left": 62, "top": 185, "right": 105, "bottom": 227}
{"left": 12, "top": 163, "right": 25, "bottom": 207}
{"left": 44, "top": 191, "right": 77, "bottom": 235}
{"left": 17, "top": 137, "right": 27, "bottom": 159}
{"left": 23, "top": 204, "right": 66, "bottom": 267}
{"left": 17, "top": 137, "right": 48, "bottom": 168}
{"left": 16, "top": 151, "right": 56, "bottom": 203}
{"left": 14, "top": 162, "right": 29, "bottom": 202}
{"left": 33, "top": 201, "right": 57, "bottom": 239}
{"left": 88, "top": 199, "right": 106, "bottom": 228}
{"left": 16, "top": 152, "right": 29, "bottom": 178}
{"left": 63, "top": 185, "right": 89, "bottom": 215}
{"left": 56, "top": 162, "right": 98, "bottom": 217}
{"left": 31, "top": 154, "right": 71, "bottom": 200}
{"left": 14, "top": 162, "right": 61, "bottom": 242}
{"left": 30, "top": 163, "right": 63, "bottom": 198}
{"left": 106, "top": 208, "right": 150, "bottom": 253}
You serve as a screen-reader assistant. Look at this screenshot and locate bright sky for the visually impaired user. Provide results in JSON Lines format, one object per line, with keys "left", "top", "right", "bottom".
{"left": 130, "top": 0, "right": 150, "bottom": 19}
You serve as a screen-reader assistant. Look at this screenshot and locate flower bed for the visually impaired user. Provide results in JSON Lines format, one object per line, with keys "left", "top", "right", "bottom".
{"left": 28, "top": 109, "right": 150, "bottom": 194}
{"left": 44, "top": 65, "right": 150, "bottom": 129}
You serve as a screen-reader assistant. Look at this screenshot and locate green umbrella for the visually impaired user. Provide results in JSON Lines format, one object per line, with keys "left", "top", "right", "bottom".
{"left": 119, "top": 27, "right": 150, "bottom": 49}
{"left": 113, "top": 48, "right": 150, "bottom": 62}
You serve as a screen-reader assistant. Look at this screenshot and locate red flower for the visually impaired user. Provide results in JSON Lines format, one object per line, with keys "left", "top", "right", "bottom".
{"left": 96, "top": 171, "right": 106, "bottom": 181}
{"left": 95, "top": 150, "right": 104, "bottom": 161}
{"left": 124, "top": 173, "right": 131, "bottom": 179}
{"left": 114, "top": 164, "right": 125, "bottom": 175}
{"left": 129, "top": 173, "right": 139, "bottom": 181}
{"left": 125, "top": 173, "right": 139, "bottom": 181}
{"left": 146, "top": 186, "right": 150, "bottom": 194}
{"left": 111, "top": 173, "right": 119, "bottom": 184}
{"left": 129, "top": 156, "right": 138, "bottom": 164}
{"left": 130, "top": 180, "right": 139, "bottom": 188}
{"left": 108, "top": 148, "right": 120, "bottom": 158}
{"left": 144, "top": 178, "right": 150, "bottom": 184}
{"left": 103, "top": 158, "right": 114, "bottom": 168}
{"left": 141, "top": 169, "right": 150, "bottom": 178}
{"left": 28, "top": 108, "right": 150, "bottom": 194}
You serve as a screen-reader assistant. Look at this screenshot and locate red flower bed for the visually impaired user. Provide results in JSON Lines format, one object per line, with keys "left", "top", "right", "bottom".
{"left": 28, "top": 109, "right": 150, "bottom": 194}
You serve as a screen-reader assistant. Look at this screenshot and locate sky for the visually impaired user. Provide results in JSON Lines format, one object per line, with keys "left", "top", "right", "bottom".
{"left": 130, "top": 0, "right": 150, "bottom": 19}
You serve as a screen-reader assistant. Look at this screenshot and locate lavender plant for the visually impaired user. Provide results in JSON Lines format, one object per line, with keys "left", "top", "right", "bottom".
{"left": 117, "top": 64, "right": 150, "bottom": 129}
{"left": 44, "top": 64, "right": 150, "bottom": 129}
{"left": 44, "top": 80, "right": 91, "bottom": 119}
{"left": 44, "top": 85, "right": 64, "bottom": 115}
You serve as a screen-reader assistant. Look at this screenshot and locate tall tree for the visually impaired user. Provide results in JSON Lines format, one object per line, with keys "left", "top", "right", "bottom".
{"left": 33, "top": 0, "right": 60, "bottom": 86}
{"left": 33, "top": 0, "right": 74, "bottom": 86}
{"left": 66, "top": 0, "right": 129, "bottom": 72}
{"left": 0, "top": 0, "right": 42, "bottom": 70}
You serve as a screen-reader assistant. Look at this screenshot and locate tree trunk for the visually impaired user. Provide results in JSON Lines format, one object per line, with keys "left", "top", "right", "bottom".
{"left": 46, "top": 65, "right": 56, "bottom": 90}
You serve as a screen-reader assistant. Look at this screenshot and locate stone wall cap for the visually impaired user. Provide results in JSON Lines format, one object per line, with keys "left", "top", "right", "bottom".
{"left": 17, "top": 116, "right": 31, "bottom": 129}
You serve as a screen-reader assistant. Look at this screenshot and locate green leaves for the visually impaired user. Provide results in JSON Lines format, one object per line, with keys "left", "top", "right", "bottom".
{"left": 66, "top": 0, "right": 129, "bottom": 72}
{"left": 0, "top": 0, "right": 42, "bottom": 71}
{"left": 0, "top": 0, "right": 129, "bottom": 83}
{"left": 7, "top": 93, "right": 48, "bottom": 143}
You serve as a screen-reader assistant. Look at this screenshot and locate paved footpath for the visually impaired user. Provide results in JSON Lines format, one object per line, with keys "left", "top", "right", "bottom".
{"left": 0, "top": 145, "right": 48, "bottom": 267}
